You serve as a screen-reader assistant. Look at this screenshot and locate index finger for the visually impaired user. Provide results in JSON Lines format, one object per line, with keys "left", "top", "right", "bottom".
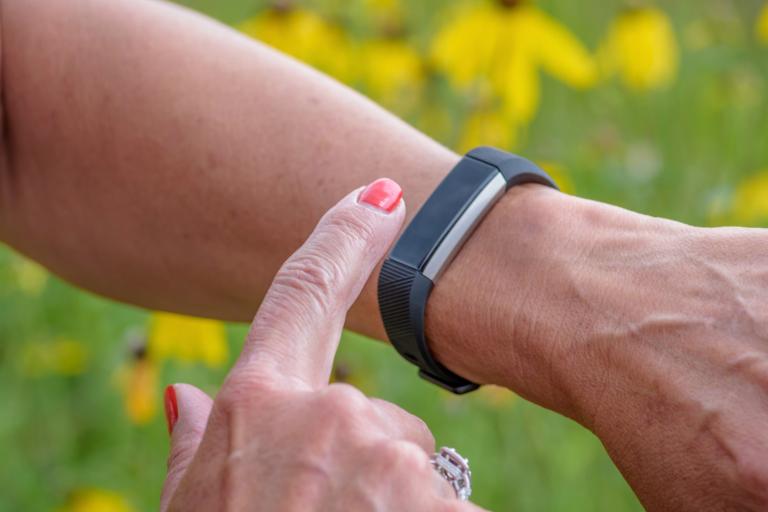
{"left": 235, "top": 179, "right": 405, "bottom": 389}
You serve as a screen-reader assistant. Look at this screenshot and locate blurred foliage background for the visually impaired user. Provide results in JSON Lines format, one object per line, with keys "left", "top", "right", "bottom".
{"left": 2, "top": 0, "right": 768, "bottom": 510}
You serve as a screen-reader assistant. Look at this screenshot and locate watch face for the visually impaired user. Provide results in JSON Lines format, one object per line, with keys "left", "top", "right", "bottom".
{"left": 388, "top": 157, "right": 498, "bottom": 270}
{"left": 422, "top": 172, "right": 505, "bottom": 281}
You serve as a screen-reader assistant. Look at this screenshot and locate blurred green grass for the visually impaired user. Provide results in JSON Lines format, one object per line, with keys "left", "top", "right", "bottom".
{"left": 2, "top": 0, "right": 767, "bottom": 510}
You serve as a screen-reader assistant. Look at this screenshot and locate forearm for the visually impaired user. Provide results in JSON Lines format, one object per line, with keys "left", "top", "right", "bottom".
{"left": 589, "top": 227, "right": 768, "bottom": 511}
{"left": 0, "top": 0, "right": 456, "bottom": 334}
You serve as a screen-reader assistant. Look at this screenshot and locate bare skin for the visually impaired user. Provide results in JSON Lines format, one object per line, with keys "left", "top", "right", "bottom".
{"left": 431, "top": 188, "right": 768, "bottom": 510}
{"left": 1, "top": 0, "right": 767, "bottom": 510}
{"left": 162, "top": 184, "right": 484, "bottom": 512}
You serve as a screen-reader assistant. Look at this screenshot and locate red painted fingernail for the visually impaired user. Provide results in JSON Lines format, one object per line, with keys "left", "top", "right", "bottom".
{"left": 164, "top": 385, "right": 179, "bottom": 435}
{"left": 358, "top": 178, "right": 403, "bottom": 213}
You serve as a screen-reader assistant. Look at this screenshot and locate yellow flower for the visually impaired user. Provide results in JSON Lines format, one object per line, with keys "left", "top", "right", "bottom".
{"left": 238, "top": 7, "right": 353, "bottom": 83}
{"left": 599, "top": 7, "right": 679, "bottom": 91}
{"left": 116, "top": 353, "right": 159, "bottom": 425}
{"left": 758, "top": 4, "right": 768, "bottom": 43}
{"left": 355, "top": 39, "right": 424, "bottom": 111}
{"left": 728, "top": 170, "right": 768, "bottom": 226}
{"left": 58, "top": 488, "right": 136, "bottom": 512}
{"left": 431, "top": 4, "right": 500, "bottom": 90}
{"left": 11, "top": 257, "right": 48, "bottom": 296}
{"left": 18, "top": 338, "right": 89, "bottom": 377}
{"left": 147, "top": 312, "right": 228, "bottom": 368}
{"left": 431, "top": 2, "right": 597, "bottom": 125}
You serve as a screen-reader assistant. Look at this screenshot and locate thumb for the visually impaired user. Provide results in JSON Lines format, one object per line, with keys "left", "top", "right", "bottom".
{"left": 160, "top": 383, "right": 214, "bottom": 512}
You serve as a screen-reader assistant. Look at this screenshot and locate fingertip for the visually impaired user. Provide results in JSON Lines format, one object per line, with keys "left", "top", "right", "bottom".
{"left": 167, "top": 383, "right": 214, "bottom": 437}
{"left": 161, "top": 383, "right": 213, "bottom": 512}
{"left": 358, "top": 178, "right": 403, "bottom": 214}
{"left": 326, "top": 182, "right": 407, "bottom": 250}
{"left": 173, "top": 383, "right": 214, "bottom": 414}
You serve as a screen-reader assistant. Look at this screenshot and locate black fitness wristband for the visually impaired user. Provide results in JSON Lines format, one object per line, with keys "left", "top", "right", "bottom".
{"left": 377, "top": 147, "right": 559, "bottom": 394}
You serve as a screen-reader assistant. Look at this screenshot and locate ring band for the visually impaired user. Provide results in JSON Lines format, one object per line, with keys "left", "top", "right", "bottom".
{"left": 431, "top": 446, "right": 472, "bottom": 501}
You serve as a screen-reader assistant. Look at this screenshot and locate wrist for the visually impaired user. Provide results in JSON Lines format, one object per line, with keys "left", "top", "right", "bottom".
{"left": 425, "top": 184, "right": 587, "bottom": 413}
{"left": 425, "top": 185, "right": 689, "bottom": 421}
{"left": 426, "top": 182, "right": 768, "bottom": 509}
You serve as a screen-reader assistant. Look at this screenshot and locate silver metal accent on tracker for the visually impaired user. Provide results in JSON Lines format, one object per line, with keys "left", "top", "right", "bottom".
{"left": 422, "top": 173, "right": 506, "bottom": 281}
{"left": 431, "top": 446, "right": 472, "bottom": 501}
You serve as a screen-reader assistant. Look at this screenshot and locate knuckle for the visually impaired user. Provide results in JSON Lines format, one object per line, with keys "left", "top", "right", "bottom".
{"left": 324, "top": 207, "right": 378, "bottom": 248}
{"left": 273, "top": 250, "right": 345, "bottom": 311}
{"left": 224, "top": 364, "right": 277, "bottom": 395}
{"left": 373, "top": 399, "right": 435, "bottom": 451}
{"left": 396, "top": 409, "right": 435, "bottom": 449}
{"left": 318, "top": 383, "right": 370, "bottom": 421}
{"left": 264, "top": 203, "right": 381, "bottom": 316}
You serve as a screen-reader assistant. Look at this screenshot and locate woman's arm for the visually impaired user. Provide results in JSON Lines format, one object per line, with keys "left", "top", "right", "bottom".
{"left": 1, "top": 1, "right": 767, "bottom": 510}
{"left": 0, "top": 0, "right": 456, "bottom": 331}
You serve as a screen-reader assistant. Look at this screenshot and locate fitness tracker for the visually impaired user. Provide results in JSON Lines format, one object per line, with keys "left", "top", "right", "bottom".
{"left": 377, "top": 147, "right": 559, "bottom": 394}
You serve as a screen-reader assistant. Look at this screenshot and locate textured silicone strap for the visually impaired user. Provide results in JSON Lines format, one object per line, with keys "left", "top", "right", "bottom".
{"left": 378, "top": 147, "right": 558, "bottom": 394}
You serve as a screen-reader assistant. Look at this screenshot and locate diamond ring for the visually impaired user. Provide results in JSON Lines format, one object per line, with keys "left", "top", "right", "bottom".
{"left": 431, "top": 446, "right": 472, "bottom": 501}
